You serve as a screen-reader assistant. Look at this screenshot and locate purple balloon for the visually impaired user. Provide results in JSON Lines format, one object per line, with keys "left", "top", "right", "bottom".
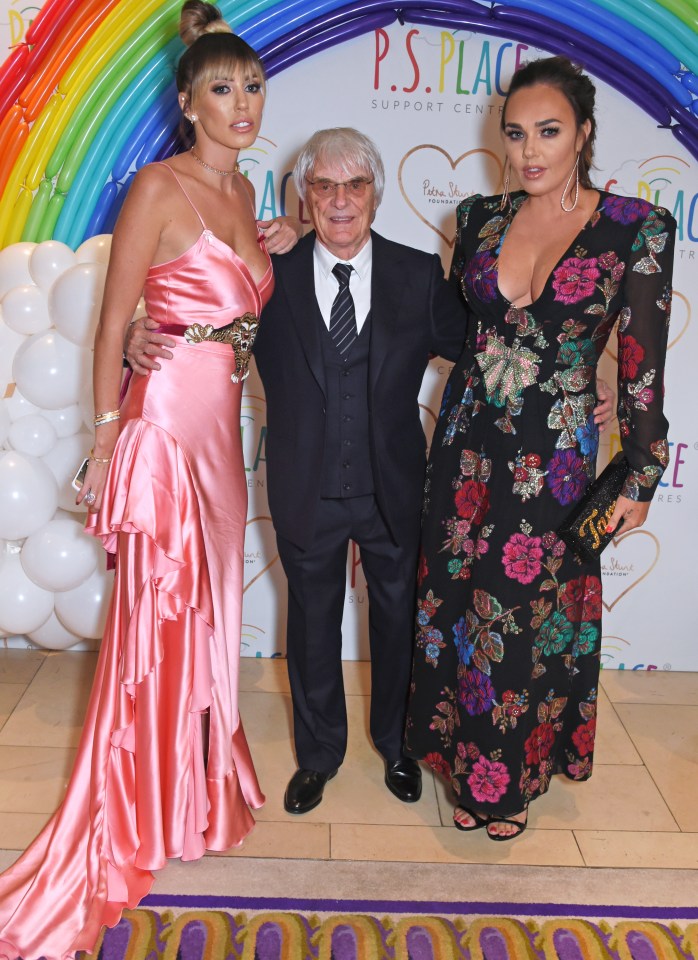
{"left": 263, "top": 11, "right": 396, "bottom": 76}
{"left": 672, "top": 122, "right": 698, "bottom": 159}
{"left": 668, "top": 103, "right": 698, "bottom": 137}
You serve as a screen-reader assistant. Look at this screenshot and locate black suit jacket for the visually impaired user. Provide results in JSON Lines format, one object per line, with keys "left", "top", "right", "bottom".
{"left": 253, "top": 229, "right": 467, "bottom": 550}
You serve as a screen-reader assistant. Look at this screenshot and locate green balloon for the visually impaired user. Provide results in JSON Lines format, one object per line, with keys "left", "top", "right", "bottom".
{"left": 654, "top": 0, "right": 698, "bottom": 30}
{"left": 45, "top": 4, "right": 178, "bottom": 182}
{"left": 36, "top": 191, "right": 66, "bottom": 243}
{"left": 21, "top": 179, "right": 53, "bottom": 243}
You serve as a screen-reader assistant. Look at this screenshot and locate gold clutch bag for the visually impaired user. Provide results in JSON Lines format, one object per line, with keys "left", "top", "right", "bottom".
{"left": 557, "top": 452, "right": 629, "bottom": 563}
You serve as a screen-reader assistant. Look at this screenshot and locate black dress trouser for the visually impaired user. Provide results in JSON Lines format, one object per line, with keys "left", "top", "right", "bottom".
{"left": 276, "top": 494, "right": 419, "bottom": 772}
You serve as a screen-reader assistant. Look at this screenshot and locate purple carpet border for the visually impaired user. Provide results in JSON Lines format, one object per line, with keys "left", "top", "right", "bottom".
{"left": 141, "top": 894, "right": 698, "bottom": 919}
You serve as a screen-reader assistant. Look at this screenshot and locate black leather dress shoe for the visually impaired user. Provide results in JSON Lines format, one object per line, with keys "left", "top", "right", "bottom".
{"left": 284, "top": 768, "right": 338, "bottom": 814}
{"left": 384, "top": 757, "right": 422, "bottom": 803}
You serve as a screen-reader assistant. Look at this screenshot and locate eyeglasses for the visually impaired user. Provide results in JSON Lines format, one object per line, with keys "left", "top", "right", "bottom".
{"left": 305, "top": 177, "right": 374, "bottom": 199}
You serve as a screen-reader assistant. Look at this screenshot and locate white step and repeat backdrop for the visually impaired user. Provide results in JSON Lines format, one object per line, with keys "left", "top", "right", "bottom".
{"left": 1, "top": 9, "right": 696, "bottom": 668}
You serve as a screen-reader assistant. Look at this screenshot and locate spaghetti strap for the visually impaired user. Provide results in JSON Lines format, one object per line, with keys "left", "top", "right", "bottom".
{"left": 153, "top": 161, "right": 206, "bottom": 230}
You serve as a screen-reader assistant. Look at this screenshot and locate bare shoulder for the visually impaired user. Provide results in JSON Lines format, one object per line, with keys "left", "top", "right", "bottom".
{"left": 128, "top": 162, "right": 179, "bottom": 202}
{"left": 240, "top": 173, "right": 256, "bottom": 204}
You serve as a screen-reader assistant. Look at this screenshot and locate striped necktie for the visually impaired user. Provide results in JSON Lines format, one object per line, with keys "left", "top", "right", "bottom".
{"left": 329, "top": 262, "right": 357, "bottom": 355}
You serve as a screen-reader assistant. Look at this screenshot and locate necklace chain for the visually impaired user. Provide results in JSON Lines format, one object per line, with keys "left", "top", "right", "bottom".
{"left": 190, "top": 148, "right": 239, "bottom": 177}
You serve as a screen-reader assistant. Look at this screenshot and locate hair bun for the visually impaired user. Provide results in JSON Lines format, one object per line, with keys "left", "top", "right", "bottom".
{"left": 180, "top": 0, "right": 231, "bottom": 47}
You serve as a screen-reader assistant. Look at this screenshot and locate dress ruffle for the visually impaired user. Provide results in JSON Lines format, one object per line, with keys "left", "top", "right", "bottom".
{"left": 0, "top": 419, "right": 263, "bottom": 960}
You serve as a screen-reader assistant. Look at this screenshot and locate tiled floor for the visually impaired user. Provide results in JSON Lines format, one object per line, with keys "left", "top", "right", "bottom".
{"left": 0, "top": 649, "right": 697, "bottom": 906}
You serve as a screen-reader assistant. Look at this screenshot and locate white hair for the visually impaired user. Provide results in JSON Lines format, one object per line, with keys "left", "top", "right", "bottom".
{"left": 293, "top": 127, "right": 385, "bottom": 204}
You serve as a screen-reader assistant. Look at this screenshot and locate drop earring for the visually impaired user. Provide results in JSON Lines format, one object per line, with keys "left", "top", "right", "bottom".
{"left": 561, "top": 153, "right": 580, "bottom": 212}
{"left": 499, "top": 160, "right": 511, "bottom": 211}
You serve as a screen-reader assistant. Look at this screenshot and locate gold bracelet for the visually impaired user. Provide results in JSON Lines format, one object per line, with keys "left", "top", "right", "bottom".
{"left": 94, "top": 410, "right": 120, "bottom": 426}
{"left": 89, "top": 449, "right": 112, "bottom": 464}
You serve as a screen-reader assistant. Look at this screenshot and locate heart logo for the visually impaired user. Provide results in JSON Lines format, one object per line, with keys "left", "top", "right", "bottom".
{"left": 601, "top": 529, "right": 660, "bottom": 611}
{"left": 243, "top": 514, "right": 280, "bottom": 593}
{"left": 604, "top": 287, "right": 689, "bottom": 361}
{"left": 398, "top": 146, "right": 503, "bottom": 247}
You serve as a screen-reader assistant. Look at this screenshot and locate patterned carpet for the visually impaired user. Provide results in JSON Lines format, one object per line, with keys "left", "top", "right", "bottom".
{"left": 82, "top": 895, "right": 698, "bottom": 959}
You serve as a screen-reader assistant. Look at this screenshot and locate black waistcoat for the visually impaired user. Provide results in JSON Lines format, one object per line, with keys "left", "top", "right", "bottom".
{"left": 319, "top": 309, "right": 375, "bottom": 498}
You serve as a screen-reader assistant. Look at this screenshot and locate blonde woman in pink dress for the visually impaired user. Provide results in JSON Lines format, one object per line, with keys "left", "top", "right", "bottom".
{"left": 0, "top": 4, "right": 299, "bottom": 957}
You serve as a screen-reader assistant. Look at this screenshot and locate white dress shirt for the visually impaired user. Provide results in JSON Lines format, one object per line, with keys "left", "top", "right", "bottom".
{"left": 313, "top": 237, "right": 372, "bottom": 332}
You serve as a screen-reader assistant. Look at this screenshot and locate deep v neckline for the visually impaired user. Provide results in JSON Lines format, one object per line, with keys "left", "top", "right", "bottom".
{"left": 496, "top": 191, "right": 603, "bottom": 310}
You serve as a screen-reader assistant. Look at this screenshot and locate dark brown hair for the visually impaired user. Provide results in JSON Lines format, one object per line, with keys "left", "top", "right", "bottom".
{"left": 502, "top": 56, "right": 597, "bottom": 189}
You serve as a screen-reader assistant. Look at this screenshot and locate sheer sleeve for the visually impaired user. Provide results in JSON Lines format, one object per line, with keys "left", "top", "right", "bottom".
{"left": 449, "top": 194, "right": 482, "bottom": 290}
{"left": 448, "top": 195, "right": 482, "bottom": 354}
{"left": 617, "top": 204, "right": 676, "bottom": 502}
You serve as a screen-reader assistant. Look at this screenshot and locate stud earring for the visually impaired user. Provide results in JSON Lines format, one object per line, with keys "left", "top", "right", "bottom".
{"left": 561, "top": 153, "right": 580, "bottom": 212}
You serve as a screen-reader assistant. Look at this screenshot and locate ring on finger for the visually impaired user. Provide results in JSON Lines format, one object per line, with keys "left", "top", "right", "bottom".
{"left": 84, "top": 490, "right": 96, "bottom": 505}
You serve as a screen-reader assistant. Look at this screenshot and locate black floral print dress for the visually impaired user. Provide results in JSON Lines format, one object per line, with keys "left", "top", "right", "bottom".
{"left": 405, "top": 191, "right": 675, "bottom": 815}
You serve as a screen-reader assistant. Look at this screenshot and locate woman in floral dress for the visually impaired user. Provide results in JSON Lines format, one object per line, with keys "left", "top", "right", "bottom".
{"left": 405, "top": 57, "right": 676, "bottom": 840}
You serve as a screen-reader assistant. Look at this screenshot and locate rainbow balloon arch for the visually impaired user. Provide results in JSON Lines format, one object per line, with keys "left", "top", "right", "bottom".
{"left": 0, "top": 0, "right": 696, "bottom": 252}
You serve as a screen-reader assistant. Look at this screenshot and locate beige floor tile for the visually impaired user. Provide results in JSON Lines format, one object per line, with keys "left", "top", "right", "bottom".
{"left": 531, "top": 765, "right": 678, "bottom": 832}
{"left": 238, "top": 657, "right": 371, "bottom": 697}
{"left": 342, "top": 660, "right": 371, "bottom": 696}
{"left": 0, "top": 745, "right": 75, "bottom": 813}
{"left": 0, "top": 651, "right": 97, "bottom": 749}
{"left": 0, "top": 684, "right": 26, "bottom": 732}
{"left": 0, "top": 810, "right": 52, "bottom": 851}
{"left": 601, "top": 669, "right": 698, "bottom": 706}
{"left": 594, "top": 688, "right": 642, "bottom": 765}
{"left": 243, "top": 689, "right": 442, "bottom": 826}
{"left": 331, "top": 823, "right": 584, "bottom": 866}
{"left": 433, "top": 764, "right": 679, "bottom": 834}
{"left": 0, "top": 649, "right": 46, "bottom": 684}
{"left": 576, "top": 831, "right": 698, "bottom": 870}
{"left": 208, "top": 820, "right": 330, "bottom": 860}
{"left": 614, "top": 703, "right": 698, "bottom": 832}
{"left": 239, "top": 656, "right": 289, "bottom": 694}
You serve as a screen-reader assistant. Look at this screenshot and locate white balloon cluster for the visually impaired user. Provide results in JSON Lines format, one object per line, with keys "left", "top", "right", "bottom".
{"left": 0, "top": 237, "right": 115, "bottom": 650}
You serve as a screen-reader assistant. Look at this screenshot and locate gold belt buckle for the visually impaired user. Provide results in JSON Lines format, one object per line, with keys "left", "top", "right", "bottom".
{"left": 183, "top": 312, "right": 259, "bottom": 383}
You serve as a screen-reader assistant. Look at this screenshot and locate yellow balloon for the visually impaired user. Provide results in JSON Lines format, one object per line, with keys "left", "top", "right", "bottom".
{"left": 23, "top": 95, "right": 63, "bottom": 190}
{"left": 60, "top": 0, "right": 178, "bottom": 92}
{"left": 3, "top": 189, "right": 35, "bottom": 247}
{"left": 0, "top": 91, "right": 60, "bottom": 244}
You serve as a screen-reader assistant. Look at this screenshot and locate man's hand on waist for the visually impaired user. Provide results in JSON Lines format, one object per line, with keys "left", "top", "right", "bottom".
{"left": 124, "top": 316, "right": 177, "bottom": 374}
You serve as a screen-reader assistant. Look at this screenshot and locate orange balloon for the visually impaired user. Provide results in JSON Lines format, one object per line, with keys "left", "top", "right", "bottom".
{"left": 20, "top": 0, "right": 120, "bottom": 122}
{"left": 0, "top": 103, "right": 22, "bottom": 155}
{"left": 0, "top": 117, "right": 29, "bottom": 196}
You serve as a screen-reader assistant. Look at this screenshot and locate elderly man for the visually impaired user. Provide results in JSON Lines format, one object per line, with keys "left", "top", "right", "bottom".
{"left": 254, "top": 128, "right": 467, "bottom": 812}
{"left": 126, "top": 127, "right": 612, "bottom": 815}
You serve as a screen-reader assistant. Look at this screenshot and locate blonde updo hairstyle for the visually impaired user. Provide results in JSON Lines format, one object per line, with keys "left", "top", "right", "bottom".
{"left": 177, "top": 0, "right": 266, "bottom": 135}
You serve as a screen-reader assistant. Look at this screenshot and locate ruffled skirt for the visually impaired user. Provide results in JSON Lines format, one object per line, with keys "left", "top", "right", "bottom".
{"left": 0, "top": 340, "right": 263, "bottom": 960}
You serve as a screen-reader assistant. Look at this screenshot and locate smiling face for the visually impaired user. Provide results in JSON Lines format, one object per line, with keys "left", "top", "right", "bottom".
{"left": 305, "top": 159, "right": 378, "bottom": 260}
{"left": 180, "top": 68, "right": 264, "bottom": 157}
{"left": 501, "top": 83, "right": 591, "bottom": 200}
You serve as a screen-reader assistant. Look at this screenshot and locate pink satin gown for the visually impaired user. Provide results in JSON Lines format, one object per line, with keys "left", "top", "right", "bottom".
{"left": 0, "top": 166, "right": 273, "bottom": 960}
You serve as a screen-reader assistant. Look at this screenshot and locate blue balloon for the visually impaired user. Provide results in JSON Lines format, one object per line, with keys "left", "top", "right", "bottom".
{"left": 83, "top": 181, "right": 118, "bottom": 240}
{"left": 111, "top": 89, "right": 174, "bottom": 180}
{"left": 54, "top": 53, "right": 174, "bottom": 247}
{"left": 492, "top": 6, "right": 673, "bottom": 125}
{"left": 102, "top": 173, "right": 135, "bottom": 235}
{"left": 501, "top": 0, "right": 680, "bottom": 74}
